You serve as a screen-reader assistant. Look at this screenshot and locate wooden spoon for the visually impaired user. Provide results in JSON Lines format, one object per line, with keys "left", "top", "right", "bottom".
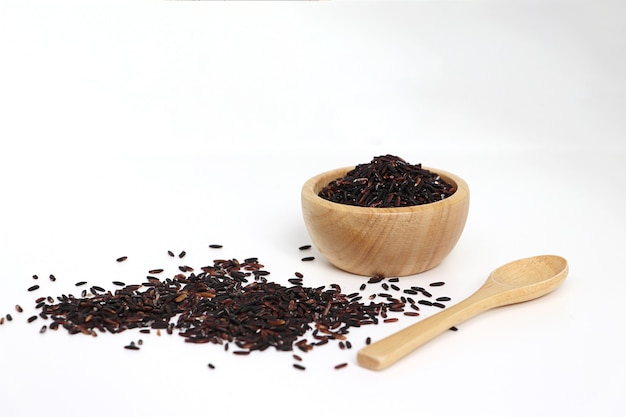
{"left": 357, "top": 255, "right": 568, "bottom": 370}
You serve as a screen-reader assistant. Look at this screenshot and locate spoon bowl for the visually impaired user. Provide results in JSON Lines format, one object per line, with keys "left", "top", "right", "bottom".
{"left": 357, "top": 255, "right": 568, "bottom": 370}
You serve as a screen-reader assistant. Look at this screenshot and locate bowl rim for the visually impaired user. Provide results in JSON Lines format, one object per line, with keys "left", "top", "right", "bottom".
{"left": 302, "top": 165, "right": 469, "bottom": 214}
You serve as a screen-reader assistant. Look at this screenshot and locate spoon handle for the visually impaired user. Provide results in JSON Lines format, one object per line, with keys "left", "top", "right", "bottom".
{"left": 357, "top": 288, "right": 496, "bottom": 370}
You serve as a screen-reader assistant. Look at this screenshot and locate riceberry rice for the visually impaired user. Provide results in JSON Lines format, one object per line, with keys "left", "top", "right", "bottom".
{"left": 318, "top": 155, "right": 455, "bottom": 208}
{"left": 6, "top": 249, "right": 457, "bottom": 371}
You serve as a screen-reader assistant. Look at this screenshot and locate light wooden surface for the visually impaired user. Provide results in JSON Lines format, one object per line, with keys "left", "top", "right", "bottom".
{"left": 357, "top": 255, "right": 569, "bottom": 370}
{"left": 301, "top": 166, "right": 470, "bottom": 277}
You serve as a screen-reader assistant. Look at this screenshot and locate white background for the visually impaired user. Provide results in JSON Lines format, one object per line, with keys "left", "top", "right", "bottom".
{"left": 1, "top": 1, "right": 625, "bottom": 416}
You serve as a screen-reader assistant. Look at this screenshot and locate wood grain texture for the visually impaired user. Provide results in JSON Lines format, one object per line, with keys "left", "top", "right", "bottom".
{"left": 301, "top": 166, "right": 470, "bottom": 277}
{"left": 357, "top": 255, "right": 568, "bottom": 370}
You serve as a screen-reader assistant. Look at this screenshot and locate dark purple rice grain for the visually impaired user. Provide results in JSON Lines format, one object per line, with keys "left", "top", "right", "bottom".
{"left": 207, "top": 363, "right": 215, "bottom": 369}
{"left": 383, "top": 318, "right": 399, "bottom": 323}
{"left": 32, "top": 274, "right": 39, "bottom": 280}
{"left": 366, "top": 337, "right": 371, "bottom": 345}
{"left": 293, "top": 364, "right": 306, "bottom": 371}
{"left": 40, "top": 325, "right": 47, "bottom": 334}
{"left": 346, "top": 341, "right": 352, "bottom": 349}
{"left": 432, "top": 302, "right": 446, "bottom": 309}
{"left": 112, "top": 281, "right": 126, "bottom": 287}
{"left": 179, "top": 251, "right": 186, "bottom": 259}
{"left": 420, "top": 290, "right": 432, "bottom": 297}
{"left": 209, "top": 244, "right": 223, "bottom": 249}
{"left": 75, "top": 281, "right": 87, "bottom": 287}
{"left": 418, "top": 300, "right": 433, "bottom": 306}
{"left": 301, "top": 256, "right": 315, "bottom": 262}
{"left": 381, "top": 283, "right": 389, "bottom": 290}
{"left": 233, "top": 351, "right": 250, "bottom": 356}
{"left": 390, "top": 284, "right": 400, "bottom": 291}
{"left": 168, "top": 250, "right": 175, "bottom": 257}
{"left": 367, "top": 276, "right": 385, "bottom": 284}
{"left": 404, "top": 312, "right": 420, "bottom": 317}
{"left": 92, "top": 285, "right": 105, "bottom": 293}
{"left": 149, "top": 269, "right": 164, "bottom": 274}
{"left": 27, "top": 285, "right": 40, "bottom": 292}
{"left": 449, "top": 326, "right": 458, "bottom": 331}
{"left": 116, "top": 256, "right": 128, "bottom": 262}
{"left": 293, "top": 354, "right": 303, "bottom": 361}
{"left": 436, "top": 296, "right": 451, "bottom": 302}
{"left": 15, "top": 305, "right": 23, "bottom": 313}
{"left": 294, "top": 272, "right": 304, "bottom": 278}
{"left": 359, "top": 283, "right": 366, "bottom": 291}
{"left": 27, "top": 315, "right": 38, "bottom": 323}
{"left": 388, "top": 277, "right": 399, "bottom": 283}
{"left": 429, "top": 281, "right": 445, "bottom": 287}
{"left": 298, "top": 245, "right": 311, "bottom": 250}
{"left": 334, "top": 363, "right": 348, "bottom": 370}
{"left": 410, "top": 304, "right": 420, "bottom": 311}
{"left": 49, "top": 274, "right": 56, "bottom": 282}
{"left": 6, "top": 314, "right": 13, "bottom": 321}
{"left": 124, "top": 342, "right": 139, "bottom": 350}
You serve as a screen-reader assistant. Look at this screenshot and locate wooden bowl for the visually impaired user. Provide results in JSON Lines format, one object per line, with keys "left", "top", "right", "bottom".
{"left": 301, "top": 166, "right": 470, "bottom": 277}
